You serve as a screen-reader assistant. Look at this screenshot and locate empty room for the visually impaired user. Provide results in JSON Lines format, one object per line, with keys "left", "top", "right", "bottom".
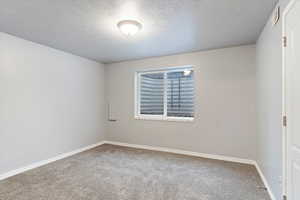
{"left": 0, "top": 0, "right": 299, "bottom": 199}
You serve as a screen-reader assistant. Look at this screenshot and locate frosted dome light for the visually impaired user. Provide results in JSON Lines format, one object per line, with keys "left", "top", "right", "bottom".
{"left": 117, "top": 20, "right": 142, "bottom": 36}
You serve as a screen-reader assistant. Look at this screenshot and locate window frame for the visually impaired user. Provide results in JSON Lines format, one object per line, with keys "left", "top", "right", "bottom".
{"left": 134, "top": 66, "right": 195, "bottom": 122}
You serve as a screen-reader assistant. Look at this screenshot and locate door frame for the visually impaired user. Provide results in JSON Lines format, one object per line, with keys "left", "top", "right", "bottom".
{"left": 282, "top": 0, "right": 299, "bottom": 197}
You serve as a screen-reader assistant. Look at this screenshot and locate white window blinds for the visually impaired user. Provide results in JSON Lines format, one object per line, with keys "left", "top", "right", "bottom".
{"left": 136, "top": 67, "right": 194, "bottom": 120}
{"left": 140, "top": 73, "right": 164, "bottom": 115}
{"left": 167, "top": 71, "right": 194, "bottom": 117}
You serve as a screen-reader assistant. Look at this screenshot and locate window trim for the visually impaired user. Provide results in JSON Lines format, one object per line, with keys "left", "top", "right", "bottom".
{"left": 134, "top": 65, "right": 195, "bottom": 122}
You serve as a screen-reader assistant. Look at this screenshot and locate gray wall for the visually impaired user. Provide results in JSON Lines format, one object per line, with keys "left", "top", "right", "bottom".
{"left": 0, "top": 32, "right": 106, "bottom": 175}
{"left": 256, "top": 0, "right": 290, "bottom": 199}
{"left": 105, "top": 45, "right": 257, "bottom": 160}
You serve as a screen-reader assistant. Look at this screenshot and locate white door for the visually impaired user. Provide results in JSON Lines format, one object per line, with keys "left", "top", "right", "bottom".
{"left": 285, "top": 0, "right": 300, "bottom": 200}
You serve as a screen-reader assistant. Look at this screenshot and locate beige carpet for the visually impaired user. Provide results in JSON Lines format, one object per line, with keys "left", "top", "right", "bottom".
{"left": 0, "top": 144, "right": 270, "bottom": 200}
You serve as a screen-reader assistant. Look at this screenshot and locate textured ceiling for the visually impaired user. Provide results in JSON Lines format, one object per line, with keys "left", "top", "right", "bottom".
{"left": 0, "top": 0, "right": 277, "bottom": 63}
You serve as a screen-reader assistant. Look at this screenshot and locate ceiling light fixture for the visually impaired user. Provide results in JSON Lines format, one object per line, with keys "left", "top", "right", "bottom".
{"left": 117, "top": 20, "right": 142, "bottom": 36}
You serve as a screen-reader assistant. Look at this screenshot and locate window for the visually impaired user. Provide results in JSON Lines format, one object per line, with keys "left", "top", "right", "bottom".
{"left": 135, "top": 66, "right": 194, "bottom": 121}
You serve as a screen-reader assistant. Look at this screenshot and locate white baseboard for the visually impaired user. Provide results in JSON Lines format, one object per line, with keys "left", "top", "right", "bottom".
{"left": 254, "top": 162, "right": 277, "bottom": 200}
{"left": 0, "top": 141, "right": 105, "bottom": 181}
{"left": 103, "top": 141, "right": 256, "bottom": 165}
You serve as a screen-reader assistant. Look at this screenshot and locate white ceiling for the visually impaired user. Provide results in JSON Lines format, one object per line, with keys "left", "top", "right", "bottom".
{"left": 0, "top": 0, "right": 277, "bottom": 63}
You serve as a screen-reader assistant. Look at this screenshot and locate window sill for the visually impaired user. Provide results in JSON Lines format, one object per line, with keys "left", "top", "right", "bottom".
{"left": 134, "top": 116, "right": 194, "bottom": 122}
